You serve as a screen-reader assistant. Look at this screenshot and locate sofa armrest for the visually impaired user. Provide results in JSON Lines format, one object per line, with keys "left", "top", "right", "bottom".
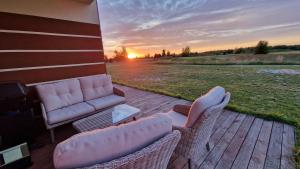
{"left": 113, "top": 87, "right": 125, "bottom": 97}
{"left": 173, "top": 104, "right": 191, "bottom": 116}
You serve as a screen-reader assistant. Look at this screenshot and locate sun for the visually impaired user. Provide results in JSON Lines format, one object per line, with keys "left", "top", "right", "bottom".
{"left": 128, "top": 53, "right": 137, "bottom": 59}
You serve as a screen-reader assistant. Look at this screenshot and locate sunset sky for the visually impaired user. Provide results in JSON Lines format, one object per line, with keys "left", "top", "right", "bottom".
{"left": 98, "top": 0, "right": 300, "bottom": 58}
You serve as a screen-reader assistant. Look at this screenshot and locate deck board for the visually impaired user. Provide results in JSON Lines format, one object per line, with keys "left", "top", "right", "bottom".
{"left": 29, "top": 84, "right": 295, "bottom": 169}
{"left": 198, "top": 114, "right": 247, "bottom": 169}
{"left": 214, "top": 116, "right": 255, "bottom": 169}
{"left": 281, "top": 124, "right": 296, "bottom": 169}
{"left": 264, "top": 122, "right": 284, "bottom": 169}
{"left": 247, "top": 121, "right": 273, "bottom": 169}
{"left": 231, "top": 118, "right": 264, "bottom": 169}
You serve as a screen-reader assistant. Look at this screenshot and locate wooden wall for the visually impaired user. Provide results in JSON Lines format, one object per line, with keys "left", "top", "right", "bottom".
{"left": 0, "top": 11, "right": 106, "bottom": 85}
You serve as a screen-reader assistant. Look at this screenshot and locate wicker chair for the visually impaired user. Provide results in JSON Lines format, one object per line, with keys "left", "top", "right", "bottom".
{"left": 81, "top": 130, "right": 181, "bottom": 169}
{"left": 171, "top": 92, "right": 231, "bottom": 168}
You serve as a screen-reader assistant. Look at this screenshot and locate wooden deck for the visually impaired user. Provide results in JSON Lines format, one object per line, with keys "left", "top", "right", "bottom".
{"left": 29, "top": 84, "right": 295, "bottom": 169}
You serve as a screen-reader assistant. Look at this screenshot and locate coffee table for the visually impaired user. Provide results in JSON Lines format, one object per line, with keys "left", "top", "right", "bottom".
{"left": 73, "top": 104, "right": 141, "bottom": 132}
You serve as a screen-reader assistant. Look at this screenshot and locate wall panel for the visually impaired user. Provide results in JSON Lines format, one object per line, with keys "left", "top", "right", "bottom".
{"left": 0, "top": 32, "right": 102, "bottom": 50}
{"left": 0, "top": 11, "right": 105, "bottom": 85}
{"left": 0, "top": 12, "right": 101, "bottom": 36}
{"left": 0, "top": 64, "right": 106, "bottom": 84}
{"left": 0, "top": 52, "right": 104, "bottom": 69}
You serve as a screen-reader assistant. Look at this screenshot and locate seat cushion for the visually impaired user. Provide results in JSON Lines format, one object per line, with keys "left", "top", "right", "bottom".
{"left": 79, "top": 74, "right": 114, "bottom": 101}
{"left": 53, "top": 113, "right": 172, "bottom": 169}
{"left": 185, "top": 86, "right": 225, "bottom": 128}
{"left": 86, "top": 94, "right": 125, "bottom": 110}
{"left": 166, "top": 110, "right": 187, "bottom": 127}
{"left": 36, "top": 79, "right": 84, "bottom": 112}
{"left": 47, "top": 102, "right": 95, "bottom": 125}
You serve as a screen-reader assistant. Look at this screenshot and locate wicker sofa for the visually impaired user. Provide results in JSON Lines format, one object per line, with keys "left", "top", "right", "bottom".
{"left": 36, "top": 74, "right": 126, "bottom": 143}
{"left": 165, "top": 86, "right": 231, "bottom": 168}
{"left": 53, "top": 113, "right": 181, "bottom": 169}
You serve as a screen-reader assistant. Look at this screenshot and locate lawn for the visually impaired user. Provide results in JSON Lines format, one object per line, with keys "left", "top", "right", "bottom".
{"left": 108, "top": 61, "right": 300, "bottom": 160}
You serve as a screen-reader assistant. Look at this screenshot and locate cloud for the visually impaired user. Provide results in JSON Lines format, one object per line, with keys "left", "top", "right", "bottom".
{"left": 213, "top": 22, "right": 300, "bottom": 37}
{"left": 135, "top": 20, "right": 163, "bottom": 31}
{"left": 187, "top": 40, "right": 205, "bottom": 44}
{"left": 207, "top": 7, "right": 244, "bottom": 15}
{"left": 98, "top": 0, "right": 300, "bottom": 56}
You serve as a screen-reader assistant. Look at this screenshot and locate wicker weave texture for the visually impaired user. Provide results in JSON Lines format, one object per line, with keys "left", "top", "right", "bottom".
{"left": 73, "top": 109, "right": 114, "bottom": 132}
{"left": 173, "top": 93, "right": 230, "bottom": 167}
{"left": 81, "top": 130, "right": 181, "bottom": 169}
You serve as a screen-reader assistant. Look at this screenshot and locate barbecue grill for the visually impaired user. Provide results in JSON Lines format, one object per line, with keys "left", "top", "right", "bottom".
{"left": 0, "top": 81, "right": 29, "bottom": 114}
{"left": 0, "top": 81, "right": 37, "bottom": 150}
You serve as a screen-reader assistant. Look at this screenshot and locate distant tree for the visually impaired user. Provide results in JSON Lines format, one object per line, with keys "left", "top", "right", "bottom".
{"left": 227, "top": 49, "right": 234, "bottom": 54}
{"left": 181, "top": 46, "right": 191, "bottom": 57}
{"left": 167, "top": 51, "right": 171, "bottom": 57}
{"left": 113, "top": 46, "right": 128, "bottom": 61}
{"left": 234, "top": 48, "right": 245, "bottom": 54}
{"left": 162, "top": 49, "right": 166, "bottom": 57}
{"left": 154, "top": 53, "right": 162, "bottom": 59}
{"left": 144, "top": 53, "right": 151, "bottom": 58}
{"left": 255, "top": 41, "right": 269, "bottom": 54}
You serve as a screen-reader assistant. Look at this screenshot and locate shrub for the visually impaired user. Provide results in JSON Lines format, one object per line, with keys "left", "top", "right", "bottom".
{"left": 255, "top": 41, "right": 269, "bottom": 54}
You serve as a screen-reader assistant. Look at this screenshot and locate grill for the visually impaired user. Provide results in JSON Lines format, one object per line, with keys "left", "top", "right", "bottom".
{"left": 0, "top": 81, "right": 37, "bottom": 151}
{"left": 0, "top": 81, "right": 29, "bottom": 114}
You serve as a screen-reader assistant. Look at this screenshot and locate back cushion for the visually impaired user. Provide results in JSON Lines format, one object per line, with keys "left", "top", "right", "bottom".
{"left": 53, "top": 113, "right": 172, "bottom": 169}
{"left": 36, "top": 79, "right": 84, "bottom": 112}
{"left": 185, "top": 86, "right": 225, "bottom": 128}
{"left": 79, "top": 74, "right": 114, "bottom": 101}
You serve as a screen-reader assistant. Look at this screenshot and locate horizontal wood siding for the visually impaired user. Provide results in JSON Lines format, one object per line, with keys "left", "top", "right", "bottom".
{"left": 0, "top": 52, "right": 104, "bottom": 69}
{"left": 0, "top": 12, "right": 101, "bottom": 36}
{"left": 0, "top": 64, "right": 106, "bottom": 84}
{"left": 0, "top": 12, "right": 105, "bottom": 84}
{"left": 0, "top": 32, "right": 102, "bottom": 50}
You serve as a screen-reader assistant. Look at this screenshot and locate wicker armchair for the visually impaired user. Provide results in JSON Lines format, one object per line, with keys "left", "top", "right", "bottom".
{"left": 81, "top": 130, "right": 181, "bottom": 169}
{"left": 171, "top": 92, "right": 231, "bottom": 168}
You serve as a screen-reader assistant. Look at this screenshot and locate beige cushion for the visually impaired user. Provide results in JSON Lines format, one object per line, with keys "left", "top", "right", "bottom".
{"left": 36, "top": 79, "right": 84, "bottom": 112}
{"left": 79, "top": 74, "right": 114, "bottom": 101}
{"left": 86, "top": 94, "right": 125, "bottom": 110}
{"left": 53, "top": 113, "right": 172, "bottom": 169}
{"left": 166, "top": 110, "right": 187, "bottom": 127}
{"left": 47, "top": 102, "right": 95, "bottom": 125}
{"left": 185, "top": 86, "right": 225, "bottom": 128}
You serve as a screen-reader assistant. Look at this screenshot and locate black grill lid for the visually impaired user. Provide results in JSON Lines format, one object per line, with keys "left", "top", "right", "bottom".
{"left": 0, "top": 81, "right": 28, "bottom": 101}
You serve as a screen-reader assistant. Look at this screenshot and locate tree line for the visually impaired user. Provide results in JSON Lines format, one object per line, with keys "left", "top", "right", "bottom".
{"left": 105, "top": 41, "right": 300, "bottom": 62}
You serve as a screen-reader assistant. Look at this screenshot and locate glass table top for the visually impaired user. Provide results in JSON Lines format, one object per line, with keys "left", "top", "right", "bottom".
{"left": 112, "top": 104, "right": 141, "bottom": 124}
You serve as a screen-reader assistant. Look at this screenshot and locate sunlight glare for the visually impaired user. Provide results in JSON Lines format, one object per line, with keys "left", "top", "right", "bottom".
{"left": 128, "top": 53, "right": 137, "bottom": 59}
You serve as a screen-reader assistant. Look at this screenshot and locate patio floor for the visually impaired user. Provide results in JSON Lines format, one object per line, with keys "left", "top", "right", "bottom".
{"left": 29, "top": 84, "right": 295, "bottom": 169}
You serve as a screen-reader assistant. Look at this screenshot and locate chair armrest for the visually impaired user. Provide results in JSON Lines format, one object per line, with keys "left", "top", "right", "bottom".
{"left": 113, "top": 87, "right": 125, "bottom": 97}
{"left": 172, "top": 126, "right": 192, "bottom": 141}
{"left": 172, "top": 126, "right": 192, "bottom": 154}
{"left": 173, "top": 104, "right": 191, "bottom": 116}
{"left": 173, "top": 125, "right": 192, "bottom": 134}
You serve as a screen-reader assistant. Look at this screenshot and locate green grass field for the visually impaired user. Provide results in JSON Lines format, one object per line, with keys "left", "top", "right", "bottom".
{"left": 108, "top": 61, "right": 300, "bottom": 164}
{"left": 155, "top": 52, "right": 300, "bottom": 65}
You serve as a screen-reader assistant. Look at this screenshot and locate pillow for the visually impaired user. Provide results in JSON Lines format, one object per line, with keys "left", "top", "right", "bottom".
{"left": 36, "top": 79, "right": 84, "bottom": 112}
{"left": 53, "top": 113, "right": 172, "bottom": 169}
{"left": 79, "top": 74, "right": 114, "bottom": 101}
{"left": 185, "top": 86, "right": 225, "bottom": 128}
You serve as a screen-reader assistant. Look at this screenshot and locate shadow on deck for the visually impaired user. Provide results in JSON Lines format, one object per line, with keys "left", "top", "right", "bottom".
{"left": 29, "top": 84, "right": 295, "bottom": 169}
